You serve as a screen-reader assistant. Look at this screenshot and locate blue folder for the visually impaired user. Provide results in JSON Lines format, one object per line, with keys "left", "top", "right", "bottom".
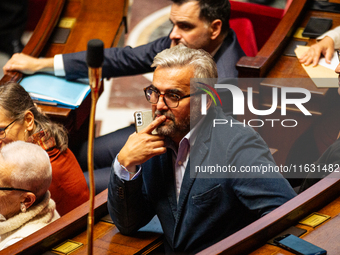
{"left": 20, "top": 74, "right": 91, "bottom": 109}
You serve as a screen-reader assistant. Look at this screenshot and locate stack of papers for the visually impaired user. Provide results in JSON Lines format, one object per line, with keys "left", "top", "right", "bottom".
{"left": 20, "top": 74, "right": 91, "bottom": 109}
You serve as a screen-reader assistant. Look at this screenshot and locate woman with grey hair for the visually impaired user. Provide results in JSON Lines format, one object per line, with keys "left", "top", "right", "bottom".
{"left": 0, "top": 141, "right": 60, "bottom": 250}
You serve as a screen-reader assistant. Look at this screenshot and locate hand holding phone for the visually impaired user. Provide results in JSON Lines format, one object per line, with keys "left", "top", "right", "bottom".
{"left": 134, "top": 110, "right": 158, "bottom": 134}
{"left": 274, "top": 234, "right": 327, "bottom": 255}
{"left": 117, "top": 113, "right": 166, "bottom": 170}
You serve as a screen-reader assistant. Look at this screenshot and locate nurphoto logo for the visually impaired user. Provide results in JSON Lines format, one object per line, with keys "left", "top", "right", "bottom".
{"left": 196, "top": 79, "right": 312, "bottom": 128}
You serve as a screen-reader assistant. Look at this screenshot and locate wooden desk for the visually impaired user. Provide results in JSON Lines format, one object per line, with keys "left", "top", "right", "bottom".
{"left": 235, "top": 0, "right": 340, "bottom": 166}
{"left": 1, "top": 189, "right": 163, "bottom": 255}
{"left": 0, "top": 0, "right": 128, "bottom": 147}
{"left": 198, "top": 171, "right": 340, "bottom": 255}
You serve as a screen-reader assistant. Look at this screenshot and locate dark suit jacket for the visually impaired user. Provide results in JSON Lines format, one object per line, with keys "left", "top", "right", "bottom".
{"left": 62, "top": 30, "right": 245, "bottom": 80}
{"left": 108, "top": 107, "right": 296, "bottom": 254}
{"left": 299, "top": 136, "right": 340, "bottom": 192}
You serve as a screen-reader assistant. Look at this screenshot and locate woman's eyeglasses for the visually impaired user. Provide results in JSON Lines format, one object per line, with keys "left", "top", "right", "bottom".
{"left": 0, "top": 119, "right": 17, "bottom": 139}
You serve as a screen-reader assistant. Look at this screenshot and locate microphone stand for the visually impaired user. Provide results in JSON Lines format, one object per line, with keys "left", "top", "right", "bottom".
{"left": 87, "top": 67, "right": 102, "bottom": 255}
{"left": 86, "top": 39, "right": 104, "bottom": 255}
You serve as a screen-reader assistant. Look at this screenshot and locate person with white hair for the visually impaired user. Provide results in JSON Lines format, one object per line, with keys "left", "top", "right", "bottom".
{"left": 0, "top": 141, "right": 60, "bottom": 250}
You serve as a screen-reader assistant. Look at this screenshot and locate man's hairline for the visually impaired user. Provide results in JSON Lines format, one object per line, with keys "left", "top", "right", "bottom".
{"left": 170, "top": 5, "right": 227, "bottom": 41}
{"left": 170, "top": 1, "right": 214, "bottom": 27}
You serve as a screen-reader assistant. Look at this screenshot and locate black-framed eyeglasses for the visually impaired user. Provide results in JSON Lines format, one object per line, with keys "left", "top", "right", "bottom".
{"left": 144, "top": 85, "right": 203, "bottom": 108}
{"left": 0, "top": 119, "right": 17, "bottom": 140}
{"left": 0, "top": 187, "right": 33, "bottom": 193}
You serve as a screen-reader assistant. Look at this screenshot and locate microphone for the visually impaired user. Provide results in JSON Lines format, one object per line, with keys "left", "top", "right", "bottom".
{"left": 86, "top": 39, "right": 104, "bottom": 255}
{"left": 87, "top": 39, "right": 104, "bottom": 93}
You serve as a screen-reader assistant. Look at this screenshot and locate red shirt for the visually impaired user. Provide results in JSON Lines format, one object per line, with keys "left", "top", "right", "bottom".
{"left": 47, "top": 147, "right": 89, "bottom": 216}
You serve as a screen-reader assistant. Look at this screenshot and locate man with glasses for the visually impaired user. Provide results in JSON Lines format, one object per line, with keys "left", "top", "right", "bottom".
{"left": 0, "top": 141, "right": 59, "bottom": 250}
{"left": 108, "top": 45, "right": 296, "bottom": 254}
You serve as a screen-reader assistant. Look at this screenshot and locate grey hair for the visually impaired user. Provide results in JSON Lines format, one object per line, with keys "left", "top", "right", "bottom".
{"left": 1, "top": 141, "right": 52, "bottom": 201}
{"left": 151, "top": 45, "right": 218, "bottom": 109}
{"left": 151, "top": 44, "right": 218, "bottom": 81}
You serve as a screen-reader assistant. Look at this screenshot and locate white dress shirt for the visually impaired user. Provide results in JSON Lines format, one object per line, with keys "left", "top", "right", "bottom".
{"left": 53, "top": 54, "right": 66, "bottom": 76}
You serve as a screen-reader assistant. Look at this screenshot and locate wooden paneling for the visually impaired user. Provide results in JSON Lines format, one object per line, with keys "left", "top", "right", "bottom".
{"left": 0, "top": 0, "right": 128, "bottom": 139}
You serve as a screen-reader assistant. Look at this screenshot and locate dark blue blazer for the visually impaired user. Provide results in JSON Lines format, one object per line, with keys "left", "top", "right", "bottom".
{"left": 108, "top": 107, "right": 296, "bottom": 254}
{"left": 62, "top": 30, "right": 245, "bottom": 80}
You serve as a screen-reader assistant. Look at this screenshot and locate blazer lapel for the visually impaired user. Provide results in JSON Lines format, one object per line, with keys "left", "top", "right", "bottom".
{"left": 175, "top": 111, "right": 214, "bottom": 222}
{"left": 161, "top": 150, "right": 178, "bottom": 219}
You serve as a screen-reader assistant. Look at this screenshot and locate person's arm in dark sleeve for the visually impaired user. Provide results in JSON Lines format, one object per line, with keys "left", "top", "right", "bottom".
{"left": 107, "top": 116, "right": 167, "bottom": 235}
{"left": 107, "top": 169, "right": 156, "bottom": 235}
{"left": 63, "top": 36, "right": 172, "bottom": 80}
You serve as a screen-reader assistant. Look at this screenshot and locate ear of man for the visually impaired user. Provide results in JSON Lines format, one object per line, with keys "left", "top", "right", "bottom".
{"left": 206, "top": 95, "right": 213, "bottom": 110}
{"left": 209, "top": 19, "right": 222, "bottom": 40}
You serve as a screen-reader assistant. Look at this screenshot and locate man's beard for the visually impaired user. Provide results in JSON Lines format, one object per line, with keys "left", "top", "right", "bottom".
{"left": 154, "top": 104, "right": 201, "bottom": 140}
{"left": 154, "top": 110, "right": 190, "bottom": 140}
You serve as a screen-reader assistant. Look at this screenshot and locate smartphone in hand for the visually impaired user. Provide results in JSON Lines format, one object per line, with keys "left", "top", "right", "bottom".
{"left": 134, "top": 110, "right": 158, "bottom": 134}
